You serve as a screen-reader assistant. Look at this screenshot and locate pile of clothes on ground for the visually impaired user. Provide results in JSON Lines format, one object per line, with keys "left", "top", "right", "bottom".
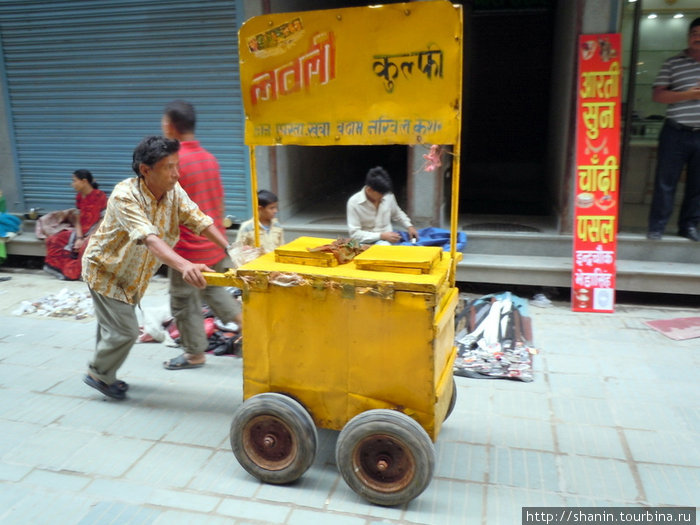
{"left": 136, "top": 288, "right": 242, "bottom": 356}
{"left": 453, "top": 292, "right": 538, "bottom": 382}
{"left": 12, "top": 287, "right": 94, "bottom": 319}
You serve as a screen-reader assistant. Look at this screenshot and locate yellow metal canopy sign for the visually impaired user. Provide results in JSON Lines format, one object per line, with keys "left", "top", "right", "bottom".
{"left": 239, "top": 0, "right": 463, "bottom": 146}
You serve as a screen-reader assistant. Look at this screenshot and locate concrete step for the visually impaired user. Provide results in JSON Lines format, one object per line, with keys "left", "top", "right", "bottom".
{"left": 4, "top": 233, "right": 45, "bottom": 257}
{"left": 462, "top": 231, "right": 698, "bottom": 263}
{"left": 456, "top": 253, "right": 700, "bottom": 295}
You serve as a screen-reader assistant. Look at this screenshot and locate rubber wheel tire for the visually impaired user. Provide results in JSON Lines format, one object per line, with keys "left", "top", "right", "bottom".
{"left": 335, "top": 409, "right": 435, "bottom": 506}
{"left": 444, "top": 377, "right": 457, "bottom": 422}
{"left": 230, "top": 393, "right": 318, "bottom": 484}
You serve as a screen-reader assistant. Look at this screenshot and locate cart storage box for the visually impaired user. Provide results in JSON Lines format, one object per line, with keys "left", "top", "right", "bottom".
{"left": 212, "top": 237, "right": 459, "bottom": 440}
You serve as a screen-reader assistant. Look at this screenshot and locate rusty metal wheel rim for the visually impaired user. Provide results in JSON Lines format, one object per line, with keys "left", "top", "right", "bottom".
{"left": 242, "top": 414, "right": 297, "bottom": 471}
{"left": 352, "top": 433, "right": 416, "bottom": 493}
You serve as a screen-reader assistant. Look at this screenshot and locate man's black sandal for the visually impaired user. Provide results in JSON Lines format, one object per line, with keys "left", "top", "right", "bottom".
{"left": 84, "top": 374, "right": 126, "bottom": 400}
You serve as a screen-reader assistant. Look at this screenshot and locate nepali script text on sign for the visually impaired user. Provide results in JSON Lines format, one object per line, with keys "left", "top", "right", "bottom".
{"left": 572, "top": 33, "right": 621, "bottom": 313}
{"left": 238, "top": 1, "right": 463, "bottom": 146}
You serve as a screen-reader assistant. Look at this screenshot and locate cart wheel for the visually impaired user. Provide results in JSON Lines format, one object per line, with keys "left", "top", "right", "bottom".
{"left": 230, "top": 393, "right": 317, "bottom": 484}
{"left": 335, "top": 409, "right": 435, "bottom": 506}
{"left": 444, "top": 377, "right": 457, "bottom": 422}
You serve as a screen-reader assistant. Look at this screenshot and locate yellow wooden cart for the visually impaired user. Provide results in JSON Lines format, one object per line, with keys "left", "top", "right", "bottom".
{"left": 204, "top": 1, "right": 464, "bottom": 505}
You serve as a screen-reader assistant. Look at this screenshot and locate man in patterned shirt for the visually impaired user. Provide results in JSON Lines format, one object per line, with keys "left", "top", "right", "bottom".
{"left": 161, "top": 100, "right": 242, "bottom": 370}
{"left": 647, "top": 17, "right": 700, "bottom": 241}
{"left": 81, "top": 135, "right": 231, "bottom": 400}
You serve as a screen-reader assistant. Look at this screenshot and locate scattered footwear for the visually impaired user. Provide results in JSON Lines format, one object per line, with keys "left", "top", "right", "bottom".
{"left": 83, "top": 374, "right": 126, "bottom": 400}
{"left": 207, "top": 330, "right": 241, "bottom": 356}
{"left": 530, "top": 293, "right": 552, "bottom": 308}
{"left": 214, "top": 334, "right": 242, "bottom": 356}
{"left": 232, "top": 334, "right": 243, "bottom": 357}
{"left": 163, "top": 353, "right": 205, "bottom": 370}
{"left": 212, "top": 342, "right": 230, "bottom": 356}
{"left": 678, "top": 226, "right": 699, "bottom": 242}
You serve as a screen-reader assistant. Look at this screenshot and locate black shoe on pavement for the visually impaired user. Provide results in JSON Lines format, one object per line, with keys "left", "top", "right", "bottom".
{"left": 678, "top": 226, "right": 700, "bottom": 242}
{"left": 83, "top": 374, "right": 126, "bottom": 400}
{"left": 646, "top": 231, "right": 663, "bottom": 240}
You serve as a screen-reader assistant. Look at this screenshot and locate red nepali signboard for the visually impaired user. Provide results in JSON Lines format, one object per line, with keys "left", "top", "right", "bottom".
{"left": 572, "top": 33, "right": 621, "bottom": 313}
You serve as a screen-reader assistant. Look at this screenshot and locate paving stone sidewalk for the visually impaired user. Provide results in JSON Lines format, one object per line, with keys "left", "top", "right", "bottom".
{"left": 0, "top": 268, "right": 698, "bottom": 524}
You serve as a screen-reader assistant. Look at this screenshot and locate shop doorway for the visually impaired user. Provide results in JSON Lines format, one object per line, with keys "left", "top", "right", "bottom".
{"left": 460, "top": 2, "right": 557, "bottom": 217}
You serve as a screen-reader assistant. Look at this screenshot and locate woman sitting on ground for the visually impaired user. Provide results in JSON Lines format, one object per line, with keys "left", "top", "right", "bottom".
{"left": 43, "top": 169, "right": 107, "bottom": 280}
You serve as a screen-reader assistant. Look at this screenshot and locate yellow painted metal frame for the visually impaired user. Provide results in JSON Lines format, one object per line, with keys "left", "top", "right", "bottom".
{"left": 205, "top": 1, "right": 463, "bottom": 442}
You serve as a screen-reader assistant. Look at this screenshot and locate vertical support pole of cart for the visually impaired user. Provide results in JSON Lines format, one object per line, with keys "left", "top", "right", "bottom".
{"left": 448, "top": 13, "right": 464, "bottom": 289}
{"left": 449, "top": 142, "right": 461, "bottom": 288}
{"left": 249, "top": 145, "right": 260, "bottom": 248}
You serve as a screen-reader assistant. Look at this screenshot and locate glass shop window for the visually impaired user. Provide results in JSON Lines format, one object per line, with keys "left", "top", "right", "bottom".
{"left": 621, "top": 1, "right": 700, "bottom": 142}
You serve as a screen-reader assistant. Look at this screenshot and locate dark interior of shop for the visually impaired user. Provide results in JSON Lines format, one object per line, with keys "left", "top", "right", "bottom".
{"left": 461, "top": 5, "right": 556, "bottom": 216}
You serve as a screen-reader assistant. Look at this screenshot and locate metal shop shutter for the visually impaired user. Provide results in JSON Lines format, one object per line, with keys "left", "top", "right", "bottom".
{"left": 0, "top": 0, "right": 249, "bottom": 219}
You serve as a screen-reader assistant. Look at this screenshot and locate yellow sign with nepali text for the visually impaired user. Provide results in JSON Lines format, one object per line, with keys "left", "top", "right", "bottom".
{"left": 238, "top": 1, "right": 463, "bottom": 146}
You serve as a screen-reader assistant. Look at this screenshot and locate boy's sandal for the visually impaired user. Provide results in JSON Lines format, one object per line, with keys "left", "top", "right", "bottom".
{"left": 83, "top": 374, "right": 126, "bottom": 400}
{"left": 163, "top": 354, "right": 205, "bottom": 370}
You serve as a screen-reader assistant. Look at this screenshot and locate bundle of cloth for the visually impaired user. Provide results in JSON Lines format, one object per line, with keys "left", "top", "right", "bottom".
{"left": 453, "top": 292, "right": 538, "bottom": 382}
{"left": 0, "top": 213, "right": 22, "bottom": 263}
{"left": 397, "top": 227, "right": 467, "bottom": 251}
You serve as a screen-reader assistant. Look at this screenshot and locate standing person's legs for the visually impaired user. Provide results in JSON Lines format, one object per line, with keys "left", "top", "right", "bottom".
{"left": 165, "top": 266, "right": 207, "bottom": 369}
{"left": 202, "top": 257, "right": 242, "bottom": 328}
{"left": 648, "top": 123, "right": 687, "bottom": 236}
{"left": 204, "top": 258, "right": 243, "bottom": 357}
{"left": 85, "top": 288, "right": 139, "bottom": 399}
{"left": 677, "top": 132, "right": 700, "bottom": 238}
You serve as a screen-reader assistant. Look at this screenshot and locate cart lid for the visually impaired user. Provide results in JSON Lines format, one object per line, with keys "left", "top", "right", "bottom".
{"left": 274, "top": 237, "right": 339, "bottom": 267}
{"left": 354, "top": 245, "right": 442, "bottom": 274}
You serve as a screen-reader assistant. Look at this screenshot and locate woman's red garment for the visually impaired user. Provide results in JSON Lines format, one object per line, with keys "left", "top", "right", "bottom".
{"left": 44, "top": 189, "right": 107, "bottom": 280}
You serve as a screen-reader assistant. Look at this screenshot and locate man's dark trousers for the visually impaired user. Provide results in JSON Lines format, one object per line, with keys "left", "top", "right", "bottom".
{"left": 648, "top": 120, "right": 700, "bottom": 234}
